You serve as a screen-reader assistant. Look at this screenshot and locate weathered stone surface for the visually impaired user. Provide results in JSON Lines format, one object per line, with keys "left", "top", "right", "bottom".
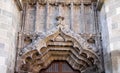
{"left": 99, "top": 0, "right": 120, "bottom": 73}
{"left": 0, "top": 0, "right": 21, "bottom": 73}
{"left": 2, "top": 0, "right": 120, "bottom": 73}
{"left": 16, "top": 0, "right": 103, "bottom": 73}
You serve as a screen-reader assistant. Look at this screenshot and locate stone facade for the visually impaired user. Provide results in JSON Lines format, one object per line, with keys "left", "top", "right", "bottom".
{"left": 0, "top": 0, "right": 21, "bottom": 73}
{"left": 0, "top": 0, "right": 120, "bottom": 73}
{"left": 99, "top": 0, "right": 120, "bottom": 73}
{"left": 16, "top": 0, "right": 103, "bottom": 73}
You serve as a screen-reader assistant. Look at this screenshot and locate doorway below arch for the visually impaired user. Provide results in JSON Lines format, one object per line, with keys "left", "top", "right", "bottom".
{"left": 40, "top": 61, "right": 80, "bottom": 73}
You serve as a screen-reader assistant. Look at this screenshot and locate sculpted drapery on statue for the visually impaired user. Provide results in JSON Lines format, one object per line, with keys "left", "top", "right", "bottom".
{"left": 16, "top": 0, "right": 103, "bottom": 73}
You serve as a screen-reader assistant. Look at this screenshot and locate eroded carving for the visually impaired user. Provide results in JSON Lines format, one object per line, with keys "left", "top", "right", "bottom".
{"left": 17, "top": 0, "right": 103, "bottom": 73}
{"left": 17, "top": 22, "right": 102, "bottom": 73}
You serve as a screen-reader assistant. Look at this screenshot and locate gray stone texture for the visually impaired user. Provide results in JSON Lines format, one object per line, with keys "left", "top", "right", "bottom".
{"left": 99, "top": 0, "right": 120, "bottom": 73}
{"left": 0, "top": 0, "right": 21, "bottom": 73}
{"left": 0, "top": 0, "right": 120, "bottom": 73}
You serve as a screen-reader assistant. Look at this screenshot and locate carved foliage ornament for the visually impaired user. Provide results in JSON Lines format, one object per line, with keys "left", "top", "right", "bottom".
{"left": 18, "top": 21, "right": 102, "bottom": 73}
{"left": 22, "top": 0, "right": 97, "bottom": 5}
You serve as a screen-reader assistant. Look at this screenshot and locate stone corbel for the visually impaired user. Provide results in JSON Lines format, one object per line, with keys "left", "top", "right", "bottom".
{"left": 28, "top": 0, "right": 37, "bottom": 5}
{"left": 15, "top": 0, "right": 23, "bottom": 11}
{"left": 36, "top": 0, "right": 97, "bottom": 6}
{"left": 83, "top": 0, "right": 91, "bottom": 4}
{"left": 62, "top": 2, "right": 70, "bottom": 6}
{"left": 23, "top": 32, "right": 39, "bottom": 41}
{"left": 96, "top": 0, "right": 104, "bottom": 11}
{"left": 38, "top": 0, "right": 47, "bottom": 5}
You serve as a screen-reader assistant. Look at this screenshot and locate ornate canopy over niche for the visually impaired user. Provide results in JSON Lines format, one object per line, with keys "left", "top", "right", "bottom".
{"left": 22, "top": 0, "right": 97, "bottom": 5}
{"left": 15, "top": 0, "right": 100, "bottom": 11}
{"left": 18, "top": 18, "right": 102, "bottom": 73}
{"left": 96, "top": 0, "right": 104, "bottom": 10}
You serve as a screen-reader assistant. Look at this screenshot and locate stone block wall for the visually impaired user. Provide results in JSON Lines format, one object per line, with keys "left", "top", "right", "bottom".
{"left": 99, "top": 0, "right": 120, "bottom": 73}
{"left": 0, "top": 0, "right": 21, "bottom": 73}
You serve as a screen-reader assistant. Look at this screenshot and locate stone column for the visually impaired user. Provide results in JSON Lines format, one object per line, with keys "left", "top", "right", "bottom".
{"left": 46, "top": 2, "right": 50, "bottom": 31}
{"left": 0, "top": 0, "right": 21, "bottom": 73}
{"left": 91, "top": 3, "right": 95, "bottom": 34}
{"left": 81, "top": 1, "right": 85, "bottom": 33}
{"left": 24, "top": 3, "right": 29, "bottom": 33}
{"left": 20, "top": 2, "right": 27, "bottom": 49}
{"left": 99, "top": 0, "right": 120, "bottom": 73}
{"left": 35, "top": 2, "right": 43, "bottom": 32}
{"left": 70, "top": 2, "right": 74, "bottom": 30}
{"left": 58, "top": 3, "right": 62, "bottom": 16}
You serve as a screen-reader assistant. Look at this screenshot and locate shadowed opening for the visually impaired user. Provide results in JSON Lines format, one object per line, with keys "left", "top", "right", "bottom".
{"left": 40, "top": 60, "right": 80, "bottom": 73}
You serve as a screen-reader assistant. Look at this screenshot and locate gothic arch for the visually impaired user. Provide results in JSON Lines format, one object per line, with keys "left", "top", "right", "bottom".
{"left": 19, "top": 27, "right": 101, "bottom": 73}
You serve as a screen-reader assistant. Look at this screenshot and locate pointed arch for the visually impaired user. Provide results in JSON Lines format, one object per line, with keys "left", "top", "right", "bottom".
{"left": 19, "top": 28, "right": 101, "bottom": 73}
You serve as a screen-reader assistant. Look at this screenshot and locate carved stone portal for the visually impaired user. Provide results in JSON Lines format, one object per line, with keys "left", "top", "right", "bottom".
{"left": 16, "top": 0, "right": 103, "bottom": 73}
{"left": 17, "top": 20, "right": 102, "bottom": 73}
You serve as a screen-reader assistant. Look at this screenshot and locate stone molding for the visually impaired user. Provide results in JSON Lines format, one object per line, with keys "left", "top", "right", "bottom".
{"left": 96, "top": 0, "right": 104, "bottom": 11}
{"left": 17, "top": 20, "right": 102, "bottom": 73}
{"left": 15, "top": 0, "right": 101, "bottom": 11}
{"left": 15, "top": 0, "right": 23, "bottom": 11}
{"left": 21, "top": 0, "right": 97, "bottom": 5}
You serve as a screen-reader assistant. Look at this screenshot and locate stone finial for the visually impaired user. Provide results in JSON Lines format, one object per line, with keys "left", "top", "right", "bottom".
{"left": 56, "top": 16, "right": 64, "bottom": 28}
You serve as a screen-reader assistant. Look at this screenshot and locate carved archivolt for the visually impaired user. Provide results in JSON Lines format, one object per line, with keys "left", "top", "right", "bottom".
{"left": 18, "top": 0, "right": 102, "bottom": 72}
{"left": 18, "top": 23, "right": 102, "bottom": 73}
